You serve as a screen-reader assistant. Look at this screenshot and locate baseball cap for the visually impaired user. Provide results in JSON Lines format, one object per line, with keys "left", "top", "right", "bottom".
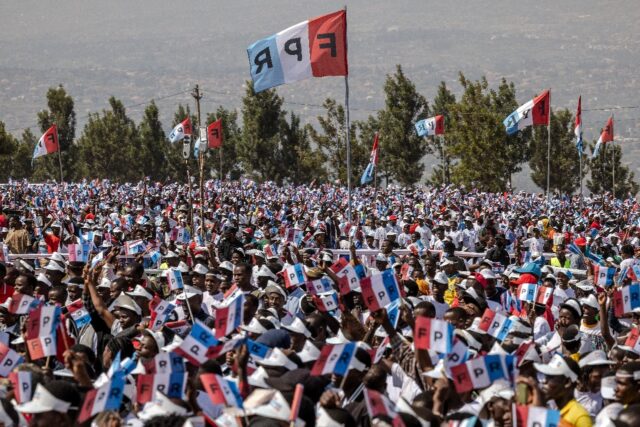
{"left": 16, "top": 382, "right": 79, "bottom": 414}
{"left": 534, "top": 354, "right": 579, "bottom": 383}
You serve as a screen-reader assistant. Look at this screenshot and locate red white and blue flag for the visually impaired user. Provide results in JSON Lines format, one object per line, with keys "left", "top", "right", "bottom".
{"left": 0, "top": 343, "right": 23, "bottom": 377}
{"left": 311, "top": 342, "right": 359, "bottom": 377}
{"left": 124, "top": 239, "right": 146, "bottom": 255}
{"left": 66, "top": 299, "right": 92, "bottom": 329}
{"left": 312, "top": 291, "right": 340, "bottom": 313}
{"left": 623, "top": 328, "right": 640, "bottom": 354}
{"left": 25, "top": 305, "right": 61, "bottom": 360}
{"left": 593, "top": 116, "right": 614, "bottom": 158}
{"left": 166, "top": 268, "right": 184, "bottom": 290}
{"left": 450, "top": 354, "right": 516, "bottom": 393}
{"left": 149, "top": 298, "right": 175, "bottom": 331}
{"left": 575, "top": 96, "right": 583, "bottom": 154}
{"left": 68, "top": 243, "right": 90, "bottom": 263}
{"left": 504, "top": 90, "right": 550, "bottom": 135}
{"left": 200, "top": 373, "right": 244, "bottom": 409}
{"left": 360, "top": 132, "right": 379, "bottom": 185}
{"left": 214, "top": 293, "right": 245, "bottom": 339}
{"left": 306, "top": 276, "right": 334, "bottom": 295}
{"left": 78, "top": 372, "right": 126, "bottom": 423}
{"left": 363, "top": 388, "right": 403, "bottom": 427}
{"left": 360, "top": 269, "right": 401, "bottom": 312}
{"left": 517, "top": 283, "right": 538, "bottom": 302}
{"left": 613, "top": 284, "right": 640, "bottom": 317}
{"left": 176, "top": 319, "right": 220, "bottom": 365}
{"left": 7, "top": 293, "right": 39, "bottom": 315}
{"left": 247, "top": 10, "right": 348, "bottom": 93}
{"left": 9, "top": 371, "right": 32, "bottom": 403}
{"left": 33, "top": 125, "right": 60, "bottom": 160}
{"left": 169, "top": 117, "right": 193, "bottom": 143}
{"left": 283, "top": 263, "right": 307, "bottom": 288}
{"left": 593, "top": 264, "right": 616, "bottom": 287}
{"left": 514, "top": 405, "right": 561, "bottom": 427}
{"left": 478, "top": 308, "right": 513, "bottom": 342}
{"left": 415, "top": 115, "right": 444, "bottom": 137}
{"left": 413, "top": 316, "right": 454, "bottom": 354}
{"left": 136, "top": 372, "right": 187, "bottom": 404}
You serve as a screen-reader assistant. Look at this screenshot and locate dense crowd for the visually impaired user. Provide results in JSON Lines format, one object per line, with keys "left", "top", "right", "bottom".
{"left": 0, "top": 179, "right": 639, "bottom": 427}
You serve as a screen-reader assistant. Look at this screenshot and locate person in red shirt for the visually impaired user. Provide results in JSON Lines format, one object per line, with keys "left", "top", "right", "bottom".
{"left": 43, "top": 219, "right": 62, "bottom": 253}
{"left": 0, "top": 263, "right": 14, "bottom": 303}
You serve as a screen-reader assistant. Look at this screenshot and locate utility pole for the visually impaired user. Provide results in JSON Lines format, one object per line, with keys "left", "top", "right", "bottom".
{"left": 191, "top": 84, "right": 205, "bottom": 240}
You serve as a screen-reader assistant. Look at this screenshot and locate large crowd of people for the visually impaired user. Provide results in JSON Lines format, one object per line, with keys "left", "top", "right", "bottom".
{"left": 0, "top": 178, "right": 639, "bottom": 427}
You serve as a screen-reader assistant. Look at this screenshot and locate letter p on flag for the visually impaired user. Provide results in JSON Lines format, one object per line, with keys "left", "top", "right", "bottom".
{"left": 247, "top": 10, "right": 347, "bottom": 93}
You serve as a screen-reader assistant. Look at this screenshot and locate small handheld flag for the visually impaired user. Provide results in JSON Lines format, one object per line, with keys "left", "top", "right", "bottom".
{"left": 413, "top": 316, "right": 454, "bottom": 353}
{"left": 450, "top": 354, "right": 516, "bottom": 393}
{"left": 214, "top": 293, "right": 245, "bottom": 339}
{"left": 360, "top": 269, "right": 401, "bottom": 312}
{"left": 613, "top": 284, "right": 640, "bottom": 317}
{"left": 283, "top": 263, "right": 307, "bottom": 288}
{"left": 311, "top": 342, "right": 358, "bottom": 376}
{"left": 165, "top": 268, "right": 184, "bottom": 291}
{"left": 200, "top": 374, "right": 244, "bottom": 409}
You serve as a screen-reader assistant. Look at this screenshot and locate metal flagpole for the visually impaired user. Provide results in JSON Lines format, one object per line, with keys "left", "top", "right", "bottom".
{"left": 579, "top": 149, "right": 583, "bottom": 207}
{"left": 192, "top": 84, "right": 205, "bottom": 240}
{"left": 612, "top": 114, "right": 616, "bottom": 198}
{"left": 55, "top": 125, "right": 64, "bottom": 182}
{"left": 344, "top": 6, "right": 352, "bottom": 224}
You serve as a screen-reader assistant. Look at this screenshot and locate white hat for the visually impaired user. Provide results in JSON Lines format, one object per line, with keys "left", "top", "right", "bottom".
{"left": 264, "top": 282, "right": 287, "bottom": 300}
{"left": 601, "top": 375, "right": 617, "bottom": 400}
{"left": 112, "top": 294, "right": 142, "bottom": 316}
{"left": 126, "top": 285, "right": 153, "bottom": 300}
{"left": 50, "top": 252, "right": 66, "bottom": 263}
{"left": 219, "top": 261, "right": 234, "bottom": 273}
{"left": 298, "top": 340, "right": 321, "bottom": 363}
{"left": 193, "top": 264, "right": 209, "bottom": 275}
{"left": 432, "top": 271, "right": 449, "bottom": 285}
{"left": 177, "top": 261, "right": 189, "bottom": 273}
{"left": 575, "top": 280, "right": 595, "bottom": 292}
{"left": 375, "top": 253, "right": 388, "bottom": 263}
{"left": 176, "top": 285, "right": 203, "bottom": 300}
{"left": 36, "top": 273, "right": 52, "bottom": 287}
{"left": 98, "top": 277, "right": 112, "bottom": 289}
{"left": 578, "top": 350, "right": 615, "bottom": 368}
{"left": 15, "top": 384, "right": 72, "bottom": 414}
{"left": 580, "top": 294, "right": 599, "bottom": 310}
{"left": 45, "top": 261, "right": 65, "bottom": 273}
{"left": 479, "top": 269, "right": 497, "bottom": 280}
{"left": 164, "top": 250, "right": 179, "bottom": 258}
{"left": 137, "top": 392, "right": 189, "bottom": 421}
{"left": 534, "top": 354, "right": 579, "bottom": 383}
{"left": 141, "top": 329, "right": 166, "bottom": 349}
{"left": 282, "top": 317, "right": 311, "bottom": 338}
{"left": 257, "top": 265, "right": 277, "bottom": 280}
{"left": 240, "top": 318, "right": 269, "bottom": 335}
{"left": 257, "top": 348, "right": 298, "bottom": 371}
{"left": 248, "top": 366, "right": 270, "bottom": 388}
{"left": 326, "top": 329, "right": 348, "bottom": 345}
{"left": 440, "top": 258, "right": 456, "bottom": 268}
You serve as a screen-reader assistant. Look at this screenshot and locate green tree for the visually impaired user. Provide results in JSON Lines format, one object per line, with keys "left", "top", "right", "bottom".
{"left": 36, "top": 85, "right": 77, "bottom": 181}
{"left": 10, "top": 129, "right": 37, "bottom": 179}
{"left": 529, "top": 109, "right": 584, "bottom": 194}
{"left": 205, "top": 107, "right": 243, "bottom": 180}
{"left": 377, "top": 65, "right": 430, "bottom": 186}
{"left": 138, "top": 101, "right": 170, "bottom": 181}
{"left": 0, "top": 121, "right": 19, "bottom": 181}
{"left": 279, "top": 112, "right": 324, "bottom": 185}
{"left": 491, "top": 79, "right": 532, "bottom": 188}
{"left": 238, "top": 82, "right": 285, "bottom": 181}
{"left": 76, "top": 97, "right": 140, "bottom": 181}
{"left": 308, "top": 98, "right": 363, "bottom": 184}
{"left": 428, "top": 81, "right": 456, "bottom": 185}
{"left": 447, "top": 73, "right": 512, "bottom": 192}
{"left": 587, "top": 142, "right": 639, "bottom": 196}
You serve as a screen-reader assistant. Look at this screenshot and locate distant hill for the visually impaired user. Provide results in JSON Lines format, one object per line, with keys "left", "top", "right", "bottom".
{"left": 1, "top": 0, "right": 639, "bottom": 190}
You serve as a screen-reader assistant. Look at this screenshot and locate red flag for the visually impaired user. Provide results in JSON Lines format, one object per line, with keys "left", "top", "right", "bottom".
{"left": 207, "top": 119, "right": 223, "bottom": 149}
{"left": 33, "top": 125, "right": 59, "bottom": 159}
{"left": 433, "top": 115, "right": 445, "bottom": 135}
{"left": 532, "top": 90, "right": 550, "bottom": 126}
{"left": 600, "top": 116, "right": 614, "bottom": 144}
{"left": 308, "top": 10, "right": 348, "bottom": 77}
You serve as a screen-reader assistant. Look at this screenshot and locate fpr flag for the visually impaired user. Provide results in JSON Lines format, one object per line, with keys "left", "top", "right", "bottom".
{"left": 415, "top": 115, "right": 444, "bottom": 137}
{"left": 413, "top": 316, "right": 454, "bottom": 353}
{"left": 503, "top": 90, "right": 550, "bottom": 135}
{"left": 514, "top": 405, "right": 561, "bottom": 427}
{"left": 247, "top": 10, "right": 347, "bottom": 93}
{"left": 205, "top": 119, "right": 223, "bottom": 149}
{"left": 592, "top": 116, "right": 614, "bottom": 158}
{"left": 360, "top": 269, "right": 401, "bottom": 312}
{"left": 575, "top": 96, "right": 583, "bottom": 154}
{"left": 360, "top": 132, "right": 379, "bottom": 185}
{"left": 169, "top": 117, "right": 193, "bottom": 143}
{"left": 33, "top": 125, "right": 59, "bottom": 160}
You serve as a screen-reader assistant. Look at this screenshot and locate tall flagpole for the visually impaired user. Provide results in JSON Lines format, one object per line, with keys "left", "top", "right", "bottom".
{"left": 612, "top": 114, "right": 616, "bottom": 198}
{"left": 55, "top": 125, "right": 64, "bottom": 183}
{"left": 546, "top": 106, "right": 551, "bottom": 199}
{"left": 344, "top": 5, "right": 352, "bottom": 224}
{"left": 579, "top": 148, "right": 583, "bottom": 205}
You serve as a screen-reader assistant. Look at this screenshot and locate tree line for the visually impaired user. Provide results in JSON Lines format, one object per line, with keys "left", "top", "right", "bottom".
{"left": 0, "top": 66, "right": 636, "bottom": 194}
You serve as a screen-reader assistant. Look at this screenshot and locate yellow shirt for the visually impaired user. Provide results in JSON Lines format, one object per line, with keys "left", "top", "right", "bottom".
{"left": 560, "top": 399, "right": 592, "bottom": 427}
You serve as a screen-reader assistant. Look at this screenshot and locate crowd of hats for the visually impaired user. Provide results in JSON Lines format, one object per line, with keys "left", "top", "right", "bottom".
{"left": 0, "top": 180, "right": 640, "bottom": 426}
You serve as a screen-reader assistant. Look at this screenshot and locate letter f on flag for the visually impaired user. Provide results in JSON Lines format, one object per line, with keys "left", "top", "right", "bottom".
{"left": 593, "top": 116, "right": 614, "bottom": 158}
{"left": 33, "top": 125, "right": 59, "bottom": 160}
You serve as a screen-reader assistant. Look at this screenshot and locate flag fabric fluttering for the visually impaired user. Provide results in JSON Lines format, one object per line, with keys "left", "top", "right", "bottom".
{"left": 207, "top": 119, "right": 223, "bottom": 149}
{"left": 503, "top": 90, "right": 550, "bottom": 135}
{"left": 169, "top": 117, "right": 193, "bottom": 143}
{"left": 360, "top": 132, "right": 379, "bottom": 185}
{"left": 575, "top": 96, "right": 583, "bottom": 154}
{"left": 415, "top": 115, "right": 444, "bottom": 137}
{"left": 592, "top": 116, "right": 614, "bottom": 158}
{"left": 247, "top": 10, "right": 348, "bottom": 93}
{"left": 33, "top": 125, "right": 60, "bottom": 161}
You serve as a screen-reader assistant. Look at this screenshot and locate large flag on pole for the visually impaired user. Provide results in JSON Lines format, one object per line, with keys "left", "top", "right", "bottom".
{"left": 247, "top": 10, "right": 348, "bottom": 93}
{"left": 169, "top": 117, "right": 193, "bottom": 143}
{"left": 503, "top": 90, "right": 550, "bottom": 135}
{"left": 415, "top": 115, "right": 444, "bottom": 137}
{"left": 207, "top": 119, "right": 223, "bottom": 149}
{"left": 575, "top": 96, "right": 583, "bottom": 155}
{"left": 360, "top": 132, "right": 379, "bottom": 185}
{"left": 33, "top": 125, "right": 59, "bottom": 160}
{"left": 593, "top": 116, "right": 614, "bottom": 158}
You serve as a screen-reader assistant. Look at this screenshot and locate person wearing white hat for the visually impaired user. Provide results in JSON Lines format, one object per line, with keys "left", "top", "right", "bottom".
{"left": 579, "top": 293, "right": 614, "bottom": 352}
{"left": 15, "top": 381, "right": 82, "bottom": 426}
{"left": 176, "top": 285, "right": 214, "bottom": 328}
{"left": 575, "top": 350, "right": 615, "bottom": 418}
{"left": 125, "top": 284, "right": 153, "bottom": 317}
